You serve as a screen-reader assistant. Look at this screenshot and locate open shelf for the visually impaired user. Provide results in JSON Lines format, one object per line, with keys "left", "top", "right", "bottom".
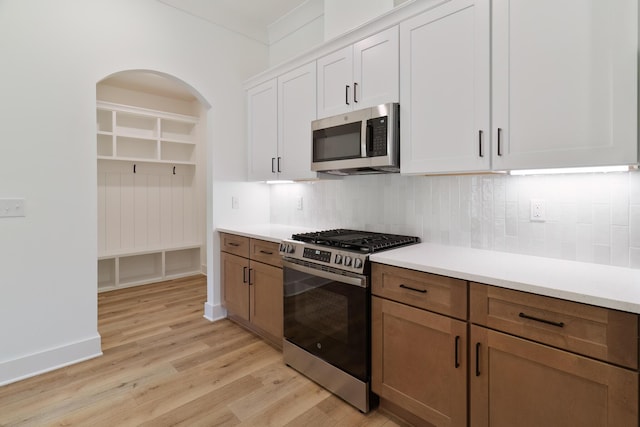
{"left": 97, "top": 102, "right": 198, "bottom": 165}
{"left": 116, "top": 136, "right": 158, "bottom": 160}
{"left": 115, "top": 112, "right": 158, "bottom": 139}
{"left": 97, "top": 245, "right": 202, "bottom": 292}
{"left": 161, "top": 119, "right": 196, "bottom": 142}
{"left": 118, "top": 252, "right": 163, "bottom": 286}
{"left": 98, "top": 258, "right": 116, "bottom": 290}
{"left": 166, "top": 247, "right": 201, "bottom": 278}
{"left": 160, "top": 140, "right": 195, "bottom": 163}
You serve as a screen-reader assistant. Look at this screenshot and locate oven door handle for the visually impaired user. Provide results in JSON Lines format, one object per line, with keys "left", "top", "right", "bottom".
{"left": 282, "top": 259, "right": 367, "bottom": 288}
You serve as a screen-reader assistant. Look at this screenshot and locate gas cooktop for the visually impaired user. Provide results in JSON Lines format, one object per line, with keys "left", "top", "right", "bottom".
{"left": 291, "top": 229, "right": 419, "bottom": 254}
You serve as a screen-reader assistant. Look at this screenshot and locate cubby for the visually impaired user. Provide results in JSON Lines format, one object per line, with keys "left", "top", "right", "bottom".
{"left": 97, "top": 245, "right": 202, "bottom": 292}
{"left": 165, "top": 247, "right": 201, "bottom": 278}
{"left": 96, "top": 101, "right": 198, "bottom": 165}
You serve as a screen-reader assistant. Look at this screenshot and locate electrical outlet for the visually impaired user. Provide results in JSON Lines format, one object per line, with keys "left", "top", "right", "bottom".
{"left": 296, "top": 196, "right": 303, "bottom": 211}
{"left": 530, "top": 199, "right": 546, "bottom": 221}
{"left": 231, "top": 196, "right": 239, "bottom": 210}
{"left": 0, "top": 198, "right": 25, "bottom": 218}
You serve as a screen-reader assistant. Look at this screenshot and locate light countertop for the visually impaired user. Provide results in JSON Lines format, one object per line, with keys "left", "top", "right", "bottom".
{"left": 216, "top": 224, "right": 640, "bottom": 314}
{"left": 217, "top": 224, "right": 314, "bottom": 244}
{"left": 371, "top": 243, "right": 640, "bottom": 314}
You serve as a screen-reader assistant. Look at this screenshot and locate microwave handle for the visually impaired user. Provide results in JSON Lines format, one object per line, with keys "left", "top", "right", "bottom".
{"left": 361, "top": 120, "right": 369, "bottom": 157}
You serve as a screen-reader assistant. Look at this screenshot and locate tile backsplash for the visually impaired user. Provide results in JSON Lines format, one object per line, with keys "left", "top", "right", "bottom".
{"left": 270, "top": 171, "right": 640, "bottom": 269}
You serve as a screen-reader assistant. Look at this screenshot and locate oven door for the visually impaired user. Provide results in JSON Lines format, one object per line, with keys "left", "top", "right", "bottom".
{"left": 283, "top": 259, "right": 370, "bottom": 382}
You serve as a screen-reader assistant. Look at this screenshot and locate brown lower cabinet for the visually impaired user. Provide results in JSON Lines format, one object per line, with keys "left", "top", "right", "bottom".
{"left": 371, "top": 263, "right": 639, "bottom": 427}
{"left": 470, "top": 325, "right": 638, "bottom": 427}
{"left": 372, "top": 296, "right": 467, "bottom": 427}
{"left": 220, "top": 233, "right": 283, "bottom": 347}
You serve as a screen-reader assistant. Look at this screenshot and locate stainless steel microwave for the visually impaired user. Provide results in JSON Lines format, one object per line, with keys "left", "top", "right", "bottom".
{"left": 311, "top": 103, "right": 399, "bottom": 175}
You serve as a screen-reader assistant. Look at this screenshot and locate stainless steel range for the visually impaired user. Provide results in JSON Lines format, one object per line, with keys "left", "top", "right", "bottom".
{"left": 279, "top": 229, "right": 419, "bottom": 412}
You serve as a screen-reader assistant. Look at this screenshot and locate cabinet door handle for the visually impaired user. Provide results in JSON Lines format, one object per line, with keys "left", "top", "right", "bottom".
{"left": 497, "top": 128, "right": 503, "bottom": 156}
{"left": 399, "top": 284, "right": 427, "bottom": 293}
{"left": 271, "top": 157, "right": 276, "bottom": 173}
{"left": 345, "top": 85, "right": 350, "bottom": 105}
{"left": 353, "top": 82, "right": 358, "bottom": 103}
{"left": 475, "top": 342, "right": 481, "bottom": 376}
{"left": 259, "top": 250, "right": 273, "bottom": 255}
{"left": 478, "top": 130, "right": 484, "bottom": 157}
{"left": 454, "top": 335, "right": 461, "bottom": 368}
{"left": 242, "top": 266, "right": 248, "bottom": 284}
{"left": 277, "top": 157, "right": 282, "bottom": 173}
{"left": 248, "top": 268, "right": 254, "bottom": 285}
{"left": 519, "top": 312, "right": 565, "bottom": 328}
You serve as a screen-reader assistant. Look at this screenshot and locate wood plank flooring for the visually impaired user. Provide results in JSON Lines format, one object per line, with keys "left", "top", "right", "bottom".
{"left": 0, "top": 275, "right": 405, "bottom": 426}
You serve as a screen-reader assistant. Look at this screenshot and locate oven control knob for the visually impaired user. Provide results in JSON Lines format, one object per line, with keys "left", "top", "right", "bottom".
{"left": 279, "top": 242, "right": 286, "bottom": 253}
{"left": 286, "top": 244, "right": 295, "bottom": 254}
{"left": 334, "top": 254, "right": 343, "bottom": 265}
{"left": 344, "top": 256, "right": 352, "bottom": 267}
{"left": 353, "top": 258, "right": 363, "bottom": 269}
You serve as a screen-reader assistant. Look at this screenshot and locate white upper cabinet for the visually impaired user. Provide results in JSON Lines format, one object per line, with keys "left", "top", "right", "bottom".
{"left": 278, "top": 62, "right": 317, "bottom": 181}
{"left": 491, "top": 0, "right": 638, "bottom": 171}
{"left": 317, "top": 26, "right": 399, "bottom": 118}
{"left": 400, "top": 0, "right": 490, "bottom": 175}
{"left": 247, "top": 63, "right": 317, "bottom": 181}
{"left": 247, "top": 79, "right": 278, "bottom": 181}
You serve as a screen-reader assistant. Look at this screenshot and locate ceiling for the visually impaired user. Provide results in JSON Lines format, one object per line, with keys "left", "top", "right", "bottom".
{"left": 158, "top": 0, "right": 310, "bottom": 44}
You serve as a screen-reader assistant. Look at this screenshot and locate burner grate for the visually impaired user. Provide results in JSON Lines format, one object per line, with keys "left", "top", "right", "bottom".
{"left": 292, "top": 229, "right": 419, "bottom": 253}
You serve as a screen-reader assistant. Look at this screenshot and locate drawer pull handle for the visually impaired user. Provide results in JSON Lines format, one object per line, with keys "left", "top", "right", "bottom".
{"left": 399, "top": 284, "right": 427, "bottom": 293}
{"left": 519, "top": 312, "right": 564, "bottom": 328}
{"left": 228, "top": 242, "right": 240, "bottom": 247}
{"left": 259, "top": 250, "right": 274, "bottom": 255}
{"left": 475, "top": 342, "right": 481, "bottom": 376}
{"left": 454, "top": 335, "right": 461, "bottom": 368}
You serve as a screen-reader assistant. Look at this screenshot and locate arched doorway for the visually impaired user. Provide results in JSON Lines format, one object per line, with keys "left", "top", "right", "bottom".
{"left": 95, "top": 70, "right": 209, "bottom": 293}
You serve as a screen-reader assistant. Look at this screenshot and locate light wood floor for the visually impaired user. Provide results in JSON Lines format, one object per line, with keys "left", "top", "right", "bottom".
{"left": 0, "top": 275, "right": 405, "bottom": 426}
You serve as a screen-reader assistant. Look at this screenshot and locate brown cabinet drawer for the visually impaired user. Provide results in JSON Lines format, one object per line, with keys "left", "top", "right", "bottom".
{"left": 220, "top": 233, "right": 249, "bottom": 257}
{"left": 250, "top": 239, "right": 281, "bottom": 268}
{"left": 470, "top": 283, "right": 638, "bottom": 369}
{"left": 372, "top": 263, "right": 468, "bottom": 320}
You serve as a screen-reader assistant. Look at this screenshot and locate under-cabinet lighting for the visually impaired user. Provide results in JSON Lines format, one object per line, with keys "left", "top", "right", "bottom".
{"left": 265, "top": 180, "right": 295, "bottom": 184}
{"left": 509, "top": 165, "right": 634, "bottom": 175}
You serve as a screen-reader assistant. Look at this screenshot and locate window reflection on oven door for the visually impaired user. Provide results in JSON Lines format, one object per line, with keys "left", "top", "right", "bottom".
{"left": 283, "top": 259, "right": 369, "bottom": 382}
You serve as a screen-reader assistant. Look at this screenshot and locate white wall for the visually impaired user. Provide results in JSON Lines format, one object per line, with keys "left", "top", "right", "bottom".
{"left": 268, "top": 0, "right": 325, "bottom": 67}
{"left": 0, "top": 0, "right": 269, "bottom": 385}
{"left": 270, "top": 172, "right": 640, "bottom": 269}
{"left": 324, "top": 0, "right": 394, "bottom": 40}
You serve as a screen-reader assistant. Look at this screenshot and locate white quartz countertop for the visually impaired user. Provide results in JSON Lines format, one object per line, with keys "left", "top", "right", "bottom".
{"left": 370, "top": 243, "right": 640, "bottom": 314}
{"left": 216, "top": 224, "right": 315, "bottom": 244}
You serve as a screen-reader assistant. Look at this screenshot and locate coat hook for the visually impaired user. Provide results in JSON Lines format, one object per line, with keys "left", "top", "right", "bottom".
{"left": 173, "top": 166, "right": 176, "bottom": 175}
{"left": 133, "top": 164, "right": 136, "bottom": 174}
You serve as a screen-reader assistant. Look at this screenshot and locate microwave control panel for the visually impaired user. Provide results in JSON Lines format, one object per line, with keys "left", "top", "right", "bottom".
{"left": 367, "top": 117, "right": 388, "bottom": 156}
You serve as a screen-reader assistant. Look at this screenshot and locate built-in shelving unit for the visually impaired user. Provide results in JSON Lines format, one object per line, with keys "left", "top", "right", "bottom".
{"left": 98, "top": 244, "right": 201, "bottom": 291}
{"left": 97, "top": 101, "right": 197, "bottom": 165}
{"left": 96, "top": 99, "right": 203, "bottom": 293}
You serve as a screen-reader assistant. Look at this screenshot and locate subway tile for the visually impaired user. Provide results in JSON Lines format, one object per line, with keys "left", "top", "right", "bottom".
{"left": 611, "top": 225, "right": 629, "bottom": 267}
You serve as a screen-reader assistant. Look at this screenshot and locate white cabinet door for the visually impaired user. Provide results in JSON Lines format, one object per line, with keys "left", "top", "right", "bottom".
{"left": 492, "top": 0, "right": 638, "bottom": 171}
{"left": 317, "top": 45, "right": 353, "bottom": 118}
{"left": 353, "top": 26, "right": 399, "bottom": 110}
{"left": 400, "top": 0, "right": 490, "bottom": 174}
{"left": 317, "top": 27, "right": 400, "bottom": 119}
{"left": 247, "top": 79, "right": 278, "bottom": 181}
{"left": 278, "top": 62, "right": 317, "bottom": 181}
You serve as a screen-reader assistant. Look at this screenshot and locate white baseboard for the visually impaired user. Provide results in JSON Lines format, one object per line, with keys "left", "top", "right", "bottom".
{"left": 0, "top": 334, "right": 102, "bottom": 386}
{"left": 203, "top": 302, "right": 226, "bottom": 322}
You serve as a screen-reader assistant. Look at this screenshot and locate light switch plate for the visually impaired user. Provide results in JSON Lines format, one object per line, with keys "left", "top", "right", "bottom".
{"left": 0, "top": 198, "right": 26, "bottom": 217}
